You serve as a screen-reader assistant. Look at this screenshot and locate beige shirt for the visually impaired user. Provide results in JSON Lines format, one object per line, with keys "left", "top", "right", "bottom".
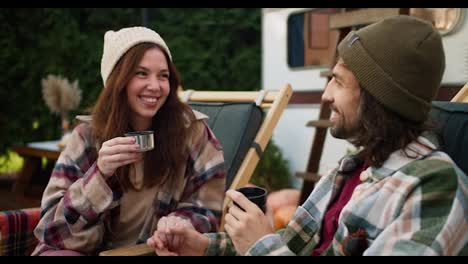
{"left": 105, "top": 159, "right": 159, "bottom": 249}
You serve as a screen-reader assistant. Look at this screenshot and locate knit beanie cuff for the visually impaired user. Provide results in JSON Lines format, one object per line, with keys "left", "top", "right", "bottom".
{"left": 338, "top": 32, "right": 431, "bottom": 122}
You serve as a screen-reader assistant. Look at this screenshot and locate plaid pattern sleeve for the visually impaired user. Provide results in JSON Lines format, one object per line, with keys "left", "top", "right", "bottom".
{"left": 169, "top": 120, "right": 226, "bottom": 233}
{"left": 246, "top": 233, "right": 298, "bottom": 256}
{"left": 204, "top": 232, "right": 239, "bottom": 256}
{"left": 31, "top": 123, "right": 116, "bottom": 255}
{"left": 203, "top": 229, "right": 296, "bottom": 256}
{"left": 360, "top": 156, "right": 468, "bottom": 255}
{"left": 0, "top": 208, "right": 41, "bottom": 256}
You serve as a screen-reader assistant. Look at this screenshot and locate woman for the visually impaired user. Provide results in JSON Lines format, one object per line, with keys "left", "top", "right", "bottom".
{"left": 32, "top": 27, "right": 226, "bottom": 256}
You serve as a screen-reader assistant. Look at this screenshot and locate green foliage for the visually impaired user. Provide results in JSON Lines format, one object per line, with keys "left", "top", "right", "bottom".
{"left": 0, "top": 151, "right": 23, "bottom": 173}
{"left": 0, "top": 8, "right": 261, "bottom": 160}
{"left": 251, "top": 140, "right": 293, "bottom": 192}
{"left": 147, "top": 8, "right": 261, "bottom": 91}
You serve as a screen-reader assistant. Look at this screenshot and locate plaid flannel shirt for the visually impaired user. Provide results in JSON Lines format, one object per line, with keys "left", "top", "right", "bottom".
{"left": 32, "top": 110, "right": 226, "bottom": 255}
{"left": 205, "top": 133, "right": 468, "bottom": 256}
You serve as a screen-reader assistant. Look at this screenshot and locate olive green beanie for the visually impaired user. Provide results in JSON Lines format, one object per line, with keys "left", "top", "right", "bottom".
{"left": 337, "top": 15, "right": 445, "bottom": 122}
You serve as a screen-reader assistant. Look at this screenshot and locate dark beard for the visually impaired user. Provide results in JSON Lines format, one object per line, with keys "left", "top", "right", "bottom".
{"left": 330, "top": 114, "right": 360, "bottom": 140}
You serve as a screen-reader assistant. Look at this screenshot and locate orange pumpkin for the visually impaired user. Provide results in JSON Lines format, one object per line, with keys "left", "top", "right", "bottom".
{"left": 266, "top": 189, "right": 300, "bottom": 213}
{"left": 266, "top": 189, "right": 300, "bottom": 230}
{"left": 273, "top": 205, "right": 297, "bottom": 230}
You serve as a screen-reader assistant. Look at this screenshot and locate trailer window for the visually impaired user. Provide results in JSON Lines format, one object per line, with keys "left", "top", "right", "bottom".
{"left": 287, "top": 8, "right": 340, "bottom": 68}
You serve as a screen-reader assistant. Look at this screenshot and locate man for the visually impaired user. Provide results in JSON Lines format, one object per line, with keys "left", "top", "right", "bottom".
{"left": 147, "top": 15, "right": 468, "bottom": 256}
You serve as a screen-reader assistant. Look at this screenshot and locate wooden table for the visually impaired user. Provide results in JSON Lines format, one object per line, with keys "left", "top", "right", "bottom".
{"left": 11, "top": 140, "right": 61, "bottom": 199}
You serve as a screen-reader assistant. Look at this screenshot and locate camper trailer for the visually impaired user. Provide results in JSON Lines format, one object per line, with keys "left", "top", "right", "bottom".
{"left": 262, "top": 8, "right": 468, "bottom": 187}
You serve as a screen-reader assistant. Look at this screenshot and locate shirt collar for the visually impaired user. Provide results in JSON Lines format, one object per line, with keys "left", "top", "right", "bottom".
{"left": 370, "top": 133, "right": 439, "bottom": 180}
{"left": 339, "top": 132, "right": 439, "bottom": 181}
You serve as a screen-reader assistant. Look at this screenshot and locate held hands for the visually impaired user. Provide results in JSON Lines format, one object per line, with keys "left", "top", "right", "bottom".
{"left": 146, "top": 216, "right": 208, "bottom": 256}
{"left": 156, "top": 216, "right": 194, "bottom": 253}
{"left": 96, "top": 137, "right": 142, "bottom": 178}
{"left": 224, "top": 189, "right": 274, "bottom": 255}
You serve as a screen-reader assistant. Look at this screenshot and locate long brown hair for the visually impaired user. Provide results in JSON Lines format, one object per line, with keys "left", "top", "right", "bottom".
{"left": 91, "top": 42, "right": 195, "bottom": 190}
{"left": 349, "top": 89, "right": 436, "bottom": 167}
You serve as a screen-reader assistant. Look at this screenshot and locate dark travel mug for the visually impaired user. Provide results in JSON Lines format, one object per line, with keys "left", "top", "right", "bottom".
{"left": 234, "top": 186, "right": 267, "bottom": 213}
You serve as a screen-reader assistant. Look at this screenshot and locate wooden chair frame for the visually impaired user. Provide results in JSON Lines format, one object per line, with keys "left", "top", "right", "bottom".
{"left": 451, "top": 82, "right": 468, "bottom": 102}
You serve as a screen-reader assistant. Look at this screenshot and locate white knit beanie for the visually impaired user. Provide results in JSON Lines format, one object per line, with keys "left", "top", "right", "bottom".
{"left": 100, "top": 26, "right": 172, "bottom": 85}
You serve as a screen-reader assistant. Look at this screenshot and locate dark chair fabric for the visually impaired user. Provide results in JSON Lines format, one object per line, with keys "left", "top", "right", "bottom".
{"left": 430, "top": 101, "right": 468, "bottom": 174}
{"left": 190, "top": 102, "right": 264, "bottom": 190}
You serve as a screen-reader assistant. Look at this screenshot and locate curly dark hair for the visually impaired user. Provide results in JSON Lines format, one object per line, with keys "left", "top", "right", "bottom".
{"left": 349, "top": 89, "right": 437, "bottom": 167}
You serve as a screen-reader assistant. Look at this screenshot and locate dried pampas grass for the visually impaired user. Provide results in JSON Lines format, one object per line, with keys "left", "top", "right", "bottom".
{"left": 42, "top": 74, "right": 82, "bottom": 114}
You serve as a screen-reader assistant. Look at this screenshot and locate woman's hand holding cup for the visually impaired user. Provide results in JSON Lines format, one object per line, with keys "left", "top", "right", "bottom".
{"left": 97, "top": 137, "right": 142, "bottom": 179}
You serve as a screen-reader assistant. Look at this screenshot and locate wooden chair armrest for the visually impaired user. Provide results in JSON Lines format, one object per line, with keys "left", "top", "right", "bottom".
{"left": 451, "top": 82, "right": 468, "bottom": 102}
{"left": 99, "top": 243, "right": 155, "bottom": 256}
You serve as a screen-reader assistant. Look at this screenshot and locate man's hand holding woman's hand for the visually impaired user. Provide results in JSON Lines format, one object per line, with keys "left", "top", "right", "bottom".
{"left": 147, "top": 216, "right": 209, "bottom": 256}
